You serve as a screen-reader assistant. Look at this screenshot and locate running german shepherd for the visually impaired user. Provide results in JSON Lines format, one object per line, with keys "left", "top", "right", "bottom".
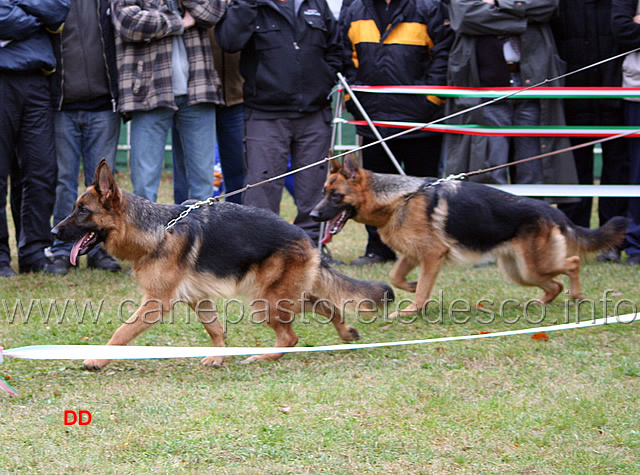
{"left": 311, "top": 156, "right": 627, "bottom": 317}
{"left": 52, "top": 159, "right": 393, "bottom": 370}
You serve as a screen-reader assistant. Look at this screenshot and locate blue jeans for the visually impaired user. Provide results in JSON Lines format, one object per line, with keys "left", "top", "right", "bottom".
{"left": 173, "top": 103, "right": 244, "bottom": 204}
{"left": 130, "top": 96, "right": 216, "bottom": 202}
{"left": 51, "top": 109, "right": 121, "bottom": 257}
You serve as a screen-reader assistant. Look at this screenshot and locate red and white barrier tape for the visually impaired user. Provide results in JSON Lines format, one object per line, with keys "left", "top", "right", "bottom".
{"left": 345, "top": 85, "right": 640, "bottom": 99}
{"left": 344, "top": 120, "right": 640, "bottom": 138}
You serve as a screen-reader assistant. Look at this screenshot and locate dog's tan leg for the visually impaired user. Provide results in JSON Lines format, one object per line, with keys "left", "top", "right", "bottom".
{"left": 306, "top": 297, "right": 360, "bottom": 342}
{"left": 507, "top": 231, "right": 580, "bottom": 304}
{"left": 538, "top": 279, "right": 564, "bottom": 304}
{"left": 241, "top": 299, "right": 299, "bottom": 364}
{"left": 389, "top": 255, "right": 418, "bottom": 292}
{"left": 389, "top": 252, "right": 445, "bottom": 319}
{"left": 532, "top": 255, "right": 582, "bottom": 304}
{"left": 84, "top": 296, "right": 167, "bottom": 371}
{"left": 192, "top": 299, "right": 226, "bottom": 368}
{"left": 521, "top": 248, "right": 582, "bottom": 303}
{"left": 563, "top": 256, "right": 583, "bottom": 300}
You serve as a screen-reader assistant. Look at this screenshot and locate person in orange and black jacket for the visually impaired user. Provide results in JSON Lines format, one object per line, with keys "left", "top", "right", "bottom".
{"left": 340, "top": 0, "right": 453, "bottom": 265}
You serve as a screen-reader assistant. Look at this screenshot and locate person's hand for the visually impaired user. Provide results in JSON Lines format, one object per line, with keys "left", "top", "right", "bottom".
{"left": 183, "top": 10, "right": 196, "bottom": 29}
{"left": 482, "top": 0, "right": 495, "bottom": 4}
{"left": 634, "top": 14, "right": 640, "bottom": 24}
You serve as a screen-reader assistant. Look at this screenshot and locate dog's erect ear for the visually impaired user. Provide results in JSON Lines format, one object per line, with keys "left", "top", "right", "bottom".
{"left": 343, "top": 154, "right": 359, "bottom": 180}
{"left": 329, "top": 157, "right": 341, "bottom": 174}
{"left": 93, "top": 158, "right": 120, "bottom": 209}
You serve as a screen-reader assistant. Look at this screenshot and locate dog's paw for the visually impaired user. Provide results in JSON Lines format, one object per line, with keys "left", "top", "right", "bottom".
{"left": 343, "top": 326, "right": 360, "bottom": 342}
{"left": 240, "top": 355, "right": 260, "bottom": 364}
{"left": 200, "top": 356, "right": 225, "bottom": 368}
{"left": 83, "top": 359, "right": 110, "bottom": 371}
{"left": 240, "top": 353, "right": 284, "bottom": 364}
{"left": 392, "top": 280, "right": 417, "bottom": 293}
{"left": 388, "top": 303, "right": 418, "bottom": 320}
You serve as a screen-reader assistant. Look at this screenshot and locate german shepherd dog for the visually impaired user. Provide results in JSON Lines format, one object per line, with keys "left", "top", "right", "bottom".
{"left": 311, "top": 156, "right": 627, "bottom": 317}
{"left": 52, "top": 160, "right": 393, "bottom": 370}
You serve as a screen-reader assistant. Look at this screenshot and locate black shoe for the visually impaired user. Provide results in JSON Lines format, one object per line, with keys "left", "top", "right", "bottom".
{"left": 19, "top": 258, "right": 68, "bottom": 275}
{"left": 626, "top": 254, "right": 640, "bottom": 266}
{"left": 51, "top": 256, "right": 74, "bottom": 273}
{"left": 87, "top": 247, "right": 121, "bottom": 272}
{"left": 350, "top": 252, "right": 394, "bottom": 266}
{"left": 0, "top": 265, "right": 17, "bottom": 278}
{"left": 596, "top": 248, "right": 621, "bottom": 263}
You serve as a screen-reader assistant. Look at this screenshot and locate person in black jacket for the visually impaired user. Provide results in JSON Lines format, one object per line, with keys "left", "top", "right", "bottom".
{"left": 612, "top": 0, "right": 640, "bottom": 265}
{"left": 215, "top": 0, "right": 342, "bottom": 245}
{"left": 551, "top": 0, "right": 629, "bottom": 262}
{"left": 340, "top": 0, "right": 453, "bottom": 265}
{"left": 0, "top": 0, "right": 70, "bottom": 276}
{"left": 48, "top": 0, "right": 122, "bottom": 274}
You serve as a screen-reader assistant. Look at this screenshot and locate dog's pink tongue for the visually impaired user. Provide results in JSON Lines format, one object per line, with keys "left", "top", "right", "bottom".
{"left": 321, "top": 225, "right": 333, "bottom": 245}
{"left": 69, "top": 238, "right": 84, "bottom": 266}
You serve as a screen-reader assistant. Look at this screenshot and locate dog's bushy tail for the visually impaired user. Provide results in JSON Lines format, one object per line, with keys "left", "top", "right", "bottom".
{"left": 311, "top": 261, "right": 394, "bottom": 315}
{"left": 565, "top": 216, "right": 628, "bottom": 256}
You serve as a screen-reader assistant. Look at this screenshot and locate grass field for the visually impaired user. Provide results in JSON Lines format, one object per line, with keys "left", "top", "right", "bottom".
{"left": 1, "top": 172, "right": 639, "bottom": 473}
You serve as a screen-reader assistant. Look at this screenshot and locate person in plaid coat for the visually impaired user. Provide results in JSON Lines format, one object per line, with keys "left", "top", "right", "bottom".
{"left": 111, "top": 0, "right": 226, "bottom": 201}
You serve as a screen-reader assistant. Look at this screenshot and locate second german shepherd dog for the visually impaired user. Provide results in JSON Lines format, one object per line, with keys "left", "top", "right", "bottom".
{"left": 52, "top": 160, "right": 393, "bottom": 370}
{"left": 311, "top": 156, "right": 627, "bottom": 317}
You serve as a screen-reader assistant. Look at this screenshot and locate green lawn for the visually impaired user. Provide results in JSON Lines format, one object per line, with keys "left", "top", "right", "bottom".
{"left": 1, "top": 172, "right": 639, "bottom": 473}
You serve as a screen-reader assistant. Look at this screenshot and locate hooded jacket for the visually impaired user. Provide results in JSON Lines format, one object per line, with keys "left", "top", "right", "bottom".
{"left": 0, "top": 0, "right": 70, "bottom": 75}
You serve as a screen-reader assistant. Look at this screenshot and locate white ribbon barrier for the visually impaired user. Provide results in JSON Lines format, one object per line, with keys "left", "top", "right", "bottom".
{"left": 488, "top": 184, "right": 640, "bottom": 197}
{"left": 3, "top": 313, "right": 638, "bottom": 361}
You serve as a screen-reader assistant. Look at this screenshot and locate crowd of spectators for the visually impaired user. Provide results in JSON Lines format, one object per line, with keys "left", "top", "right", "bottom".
{"left": 1, "top": 0, "right": 639, "bottom": 278}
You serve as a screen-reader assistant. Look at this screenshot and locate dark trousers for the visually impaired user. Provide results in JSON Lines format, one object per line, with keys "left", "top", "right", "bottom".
{"left": 558, "top": 137, "right": 629, "bottom": 228}
{"left": 0, "top": 73, "right": 57, "bottom": 266}
{"left": 242, "top": 109, "right": 331, "bottom": 244}
{"left": 361, "top": 135, "right": 442, "bottom": 259}
{"left": 624, "top": 101, "right": 640, "bottom": 256}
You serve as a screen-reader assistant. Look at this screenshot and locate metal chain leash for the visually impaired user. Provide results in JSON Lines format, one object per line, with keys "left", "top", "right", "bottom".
{"left": 165, "top": 198, "right": 216, "bottom": 230}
